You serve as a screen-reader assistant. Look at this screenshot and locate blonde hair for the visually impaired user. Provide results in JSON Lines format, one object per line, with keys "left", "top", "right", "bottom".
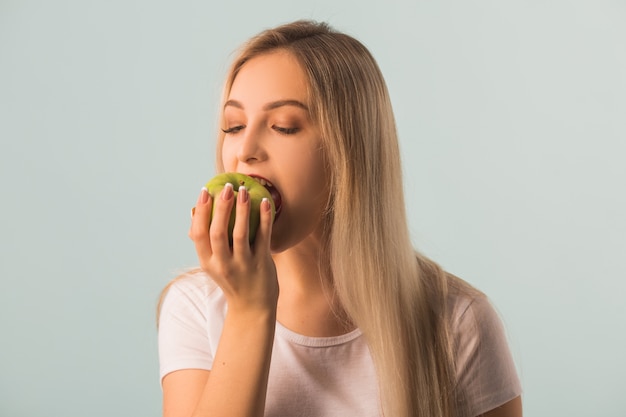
{"left": 211, "top": 20, "right": 469, "bottom": 417}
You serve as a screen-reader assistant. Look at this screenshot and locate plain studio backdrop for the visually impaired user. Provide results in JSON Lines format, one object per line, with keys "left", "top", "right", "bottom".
{"left": 1, "top": 1, "right": 624, "bottom": 416}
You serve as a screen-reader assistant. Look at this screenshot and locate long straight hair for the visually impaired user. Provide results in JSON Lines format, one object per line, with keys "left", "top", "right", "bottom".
{"left": 211, "top": 20, "right": 467, "bottom": 417}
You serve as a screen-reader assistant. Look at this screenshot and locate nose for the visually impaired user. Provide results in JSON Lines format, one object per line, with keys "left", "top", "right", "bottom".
{"left": 236, "top": 124, "right": 267, "bottom": 164}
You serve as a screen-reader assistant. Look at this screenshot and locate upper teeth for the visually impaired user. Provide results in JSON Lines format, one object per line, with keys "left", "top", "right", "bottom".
{"left": 256, "top": 177, "right": 273, "bottom": 187}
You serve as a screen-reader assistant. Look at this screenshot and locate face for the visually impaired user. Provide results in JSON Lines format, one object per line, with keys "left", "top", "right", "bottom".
{"left": 221, "top": 50, "right": 328, "bottom": 253}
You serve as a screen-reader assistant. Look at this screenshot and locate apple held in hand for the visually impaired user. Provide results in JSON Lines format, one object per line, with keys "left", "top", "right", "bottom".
{"left": 205, "top": 172, "right": 275, "bottom": 244}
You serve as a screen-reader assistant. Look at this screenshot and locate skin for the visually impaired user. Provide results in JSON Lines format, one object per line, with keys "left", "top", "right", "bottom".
{"left": 480, "top": 396, "right": 523, "bottom": 417}
{"left": 162, "top": 50, "right": 522, "bottom": 417}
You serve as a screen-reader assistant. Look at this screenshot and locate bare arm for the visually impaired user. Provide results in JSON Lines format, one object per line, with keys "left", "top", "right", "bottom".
{"left": 479, "top": 396, "right": 522, "bottom": 417}
{"left": 163, "top": 186, "right": 278, "bottom": 417}
{"left": 163, "top": 370, "right": 209, "bottom": 417}
{"left": 163, "top": 309, "right": 276, "bottom": 417}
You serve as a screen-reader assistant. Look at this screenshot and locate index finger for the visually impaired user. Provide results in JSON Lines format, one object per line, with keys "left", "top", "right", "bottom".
{"left": 190, "top": 187, "right": 214, "bottom": 260}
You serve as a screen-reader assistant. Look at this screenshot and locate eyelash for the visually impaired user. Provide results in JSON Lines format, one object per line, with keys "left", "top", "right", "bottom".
{"left": 221, "top": 125, "right": 300, "bottom": 135}
{"left": 272, "top": 125, "right": 299, "bottom": 135}
{"left": 221, "top": 126, "right": 244, "bottom": 134}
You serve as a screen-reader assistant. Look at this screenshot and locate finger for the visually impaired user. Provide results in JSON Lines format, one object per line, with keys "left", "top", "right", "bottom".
{"left": 231, "top": 186, "right": 251, "bottom": 256}
{"left": 190, "top": 187, "right": 214, "bottom": 260}
{"left": 253, "top": 197, "right": 273, "bottom": 253}
{"left": 189, "top": 187, "right": 206, "bottom": 239}
{"left": 188, "top": 206, "right": 196, "bottom": 238}
{"left": 209, "top": 183, "right": 235, "bottom": 256}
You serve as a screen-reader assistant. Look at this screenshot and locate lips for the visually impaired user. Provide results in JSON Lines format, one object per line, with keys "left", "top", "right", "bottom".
{"left": 249, "top": 174, "right": 282, "bottom": 221}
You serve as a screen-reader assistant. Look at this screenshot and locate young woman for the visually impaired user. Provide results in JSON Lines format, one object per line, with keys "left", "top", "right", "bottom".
{"left": 158, "top": 20, "right": 522, "bottom": 417}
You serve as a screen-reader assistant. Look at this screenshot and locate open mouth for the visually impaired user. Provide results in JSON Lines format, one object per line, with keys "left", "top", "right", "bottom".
{"left": 250, "top": 175, "right": 282, "bottom": 222}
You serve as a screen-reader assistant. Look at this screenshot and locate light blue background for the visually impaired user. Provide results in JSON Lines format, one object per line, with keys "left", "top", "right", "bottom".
{"left": 1, "top": 1, "right": 624, "bottom": 416}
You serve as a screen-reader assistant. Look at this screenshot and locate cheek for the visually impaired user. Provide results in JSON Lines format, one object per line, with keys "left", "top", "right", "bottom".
{"left": 220, "top": 141, "right": 237, "bottom": 171}
{"left": 289, "top": 154, "right": 328, "bottom": 207}
{"left": 306, "top": 151, "right": 328, "bottom": 196}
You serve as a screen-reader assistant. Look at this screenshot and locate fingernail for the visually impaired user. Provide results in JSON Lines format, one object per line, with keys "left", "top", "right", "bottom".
{"left": 262, "top": 197, "right": 270, "bottom": 211}
{"left": 200, "top": 187, "right": 209, "bottom": 204}
{"left": 190, "top": 207, "right": 196, "bottom": 218}
{"left": 221, "top": 183, "right": 234, "bottom": 201}
{"left": 238, "top": 186, "right": 248, "bottom": 203}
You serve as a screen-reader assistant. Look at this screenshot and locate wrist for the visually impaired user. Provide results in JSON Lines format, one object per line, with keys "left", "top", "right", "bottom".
{"left": 225, "top": 303, "right": 277, "bottom": 327}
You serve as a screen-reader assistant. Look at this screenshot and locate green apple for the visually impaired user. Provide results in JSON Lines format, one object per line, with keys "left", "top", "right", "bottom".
{"left": 205, "top": 172, "right": 275, "bottom": 244}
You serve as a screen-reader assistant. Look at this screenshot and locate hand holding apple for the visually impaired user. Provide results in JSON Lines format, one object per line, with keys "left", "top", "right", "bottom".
{"left": 204, "top": 172, "right": 275, "bottom": 244}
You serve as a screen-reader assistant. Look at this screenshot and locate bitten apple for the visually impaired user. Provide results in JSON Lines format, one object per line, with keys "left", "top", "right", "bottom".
{"left": 205, "top": 172, "right": 275, "bottom": 244}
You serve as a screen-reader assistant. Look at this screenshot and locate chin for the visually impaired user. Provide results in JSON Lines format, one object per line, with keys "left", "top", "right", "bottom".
{"left": 269, "top": 233, "right": 292, "bottom": 254}
{"left": 270, "top": 226, "right": 325, "bottom": 255}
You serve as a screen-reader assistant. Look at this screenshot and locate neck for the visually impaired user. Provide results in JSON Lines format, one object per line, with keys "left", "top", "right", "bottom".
{"left": 272, "top": 237, "right": 353, "bottom": 337}
{"left": 272, "top": 235, "right": 328, "bottom": 287}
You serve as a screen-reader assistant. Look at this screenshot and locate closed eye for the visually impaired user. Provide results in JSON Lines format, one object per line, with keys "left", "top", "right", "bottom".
{"left": 273, "top": 125, "right": 299, "bottom": 135}
{"left": 222, "top": 125, "right": 245, "bottom": 134}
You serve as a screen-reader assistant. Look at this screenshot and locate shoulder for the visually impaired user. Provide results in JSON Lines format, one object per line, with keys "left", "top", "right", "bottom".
{"left": 158, "top": 269, "right": 227, "bottom": 330}
{"left": 446, "top": 276, "right": 522, "bottom": 416}
{"left": 448, "top": 282, "right": 497, "bottom": 338}
{"left": 162, "top": 269, "right": 220, "bottom": 299}
{"left": 157, "top": 269, "right": 226, "bottom": 382}
{"left": 446, "top": 276, "right": 506, "bottom": 345}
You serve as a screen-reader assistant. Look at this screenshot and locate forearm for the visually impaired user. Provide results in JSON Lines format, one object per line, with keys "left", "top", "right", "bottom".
{"left": 192, "top": 308, "right": 276, "bottom": 417}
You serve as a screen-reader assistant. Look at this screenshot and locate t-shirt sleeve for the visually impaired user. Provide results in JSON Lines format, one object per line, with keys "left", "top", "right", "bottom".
{"left": 453, "top": 294, "right": 522, "bottom": 416}
{"left": 157, "top": 275, "right": 220, "bottom": 384}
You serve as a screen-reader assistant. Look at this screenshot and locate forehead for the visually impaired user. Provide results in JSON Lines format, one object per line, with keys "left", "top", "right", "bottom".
{"left": 228, "top": 50, "right": 309, "bottom": 106}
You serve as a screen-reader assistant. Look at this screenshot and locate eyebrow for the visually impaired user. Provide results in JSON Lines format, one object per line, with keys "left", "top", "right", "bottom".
{"left": 224, "top": 99, "right": 309, "bottom": 111}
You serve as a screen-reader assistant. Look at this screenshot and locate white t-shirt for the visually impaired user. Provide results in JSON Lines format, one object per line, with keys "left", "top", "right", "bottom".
{"left": 158, "top": 273, "right": 521, "bottom": 417}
